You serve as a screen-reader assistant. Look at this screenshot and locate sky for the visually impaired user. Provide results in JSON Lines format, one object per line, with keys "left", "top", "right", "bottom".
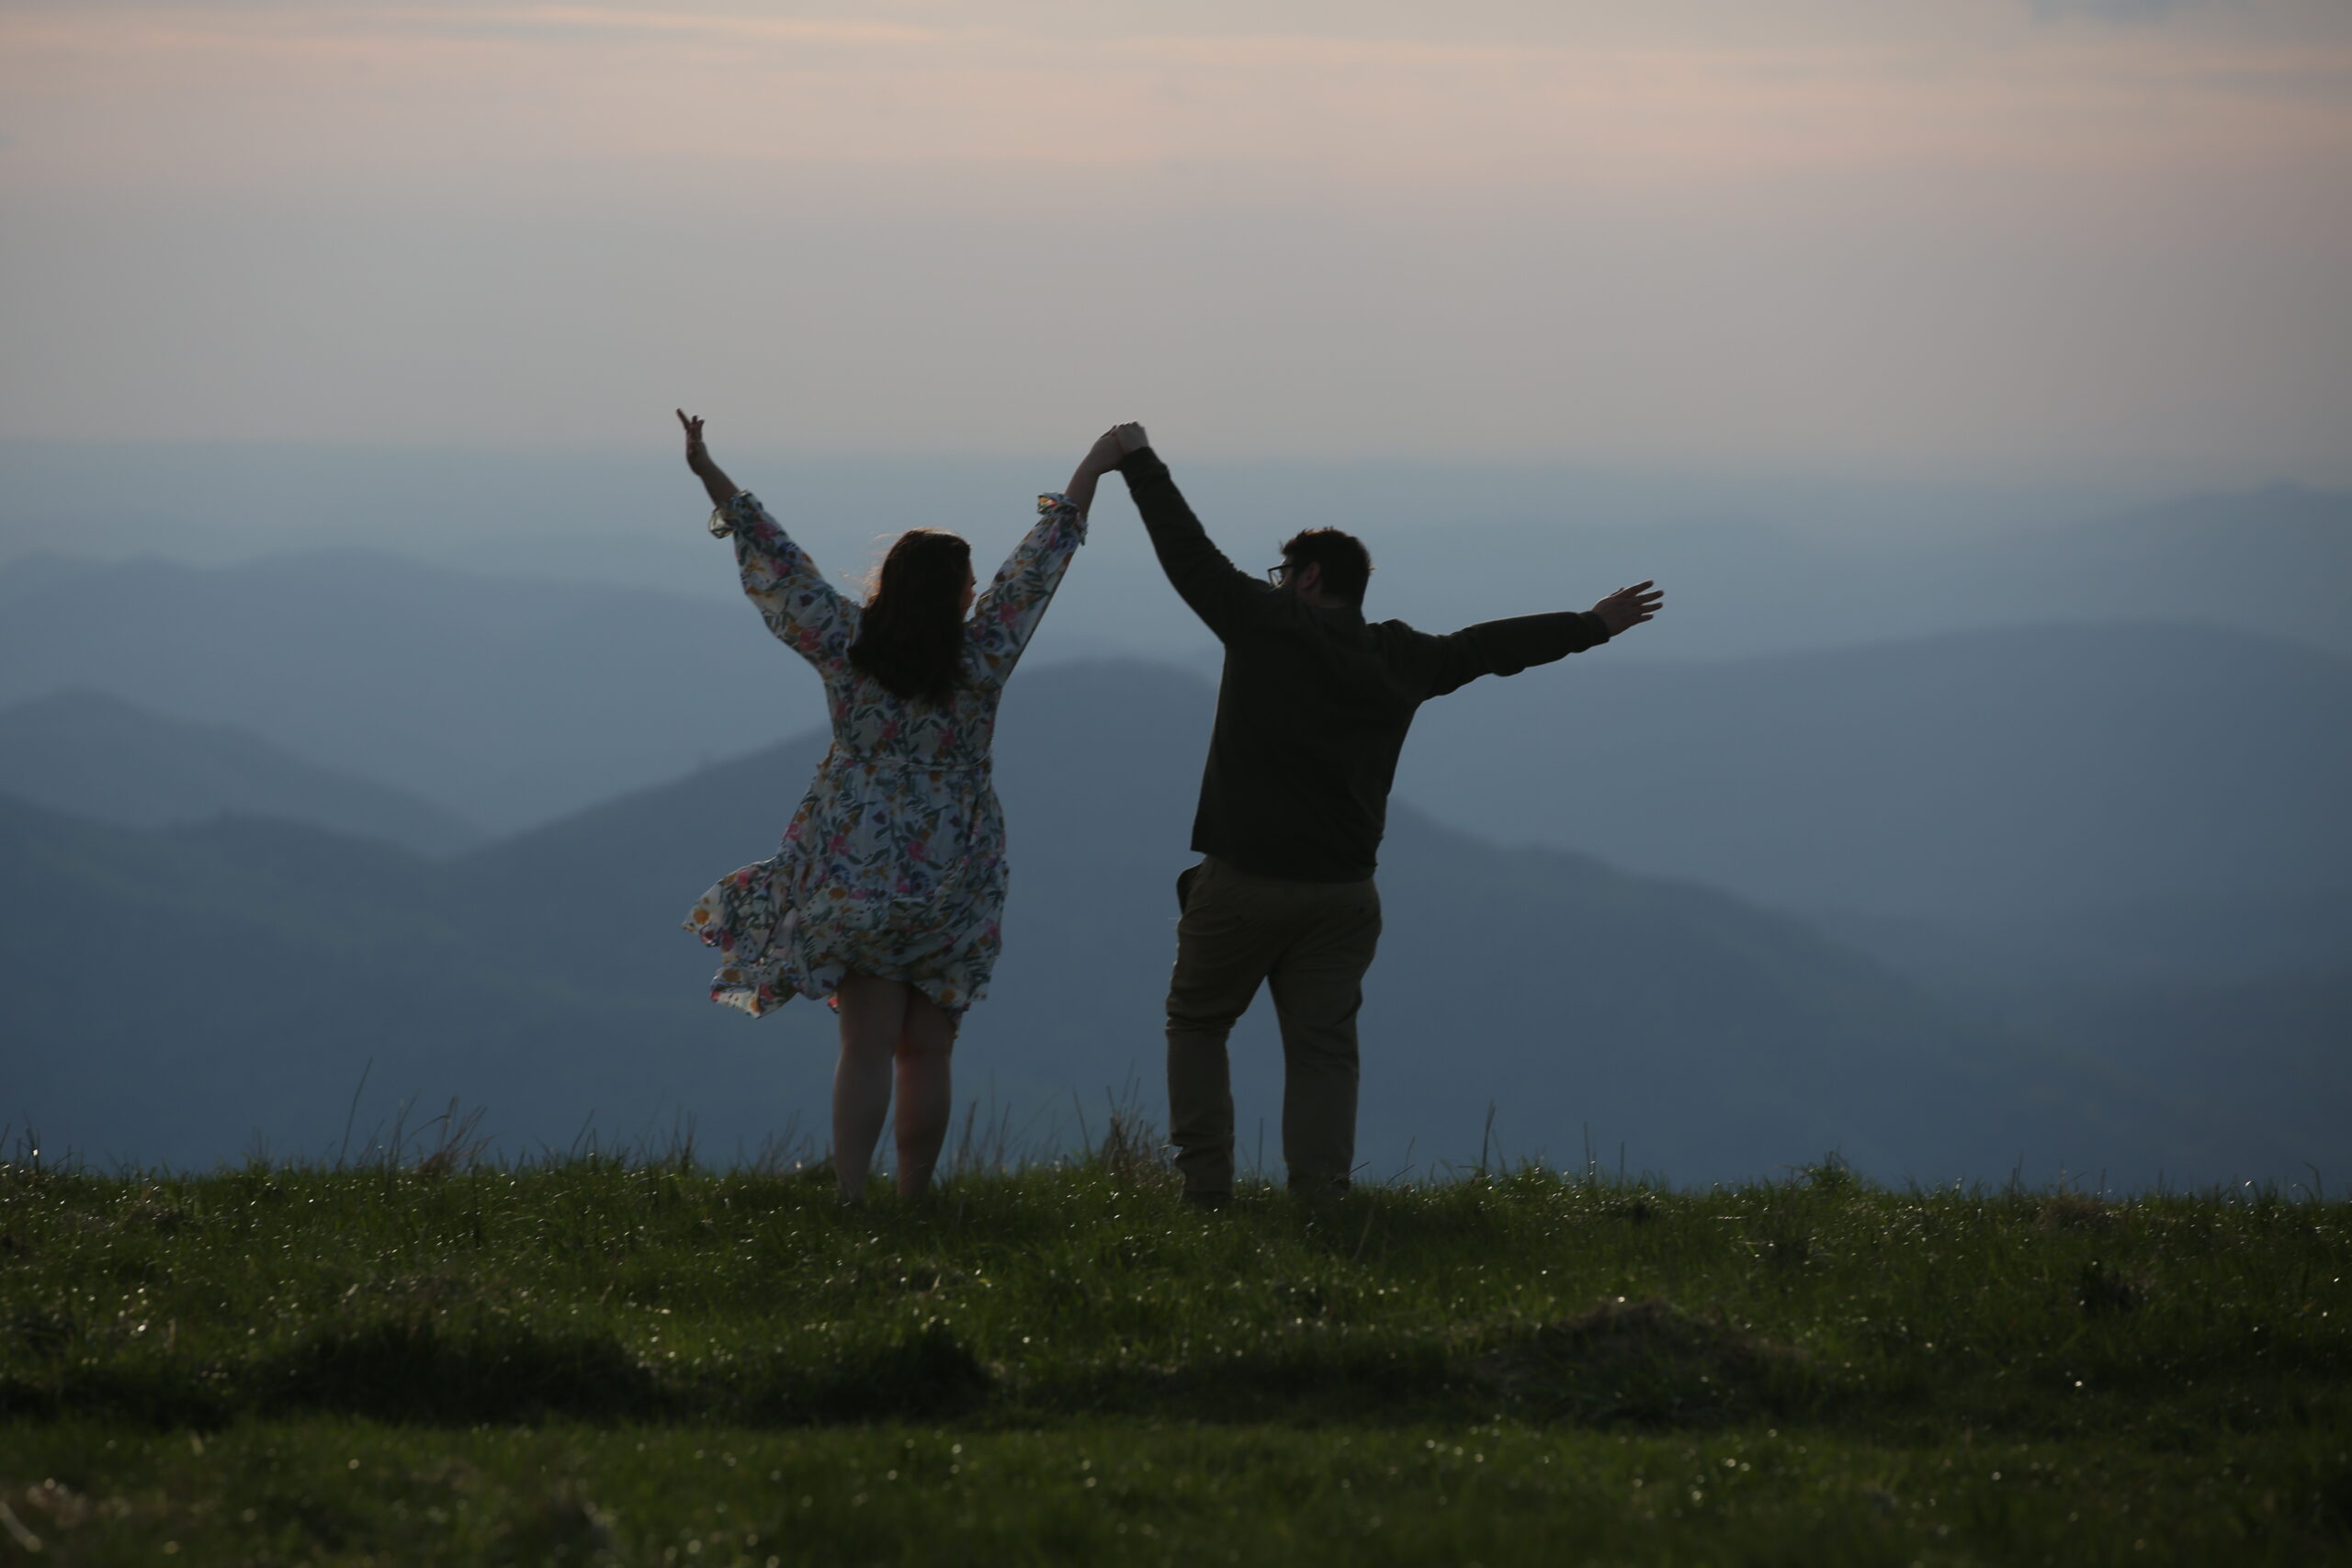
{"left": 3, "top": 0, "right": 2349, "bottom": 484}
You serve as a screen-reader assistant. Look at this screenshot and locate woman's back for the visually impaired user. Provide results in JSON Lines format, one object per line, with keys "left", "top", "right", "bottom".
{"left": 820, "top": 633, "right": 1006, "bottom": 771}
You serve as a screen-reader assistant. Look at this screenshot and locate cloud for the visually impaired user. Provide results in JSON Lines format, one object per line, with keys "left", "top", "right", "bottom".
{"left": 2031, "top": 0, "right": 2199, "bottom": 23}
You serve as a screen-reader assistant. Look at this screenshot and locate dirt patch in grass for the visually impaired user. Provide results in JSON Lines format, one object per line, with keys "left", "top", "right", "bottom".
{"left": 2028, "top": 1192, "right": 2125, "bottom": 1233}
{"left": 263, "top": 1314, "right": 670, "bottom": 1423}
{"left": 746, "top": 1322, "right": 996, "bottom": 1423}
{"left": 1478, "top": 1296, "right": 1818, "bottom": 1427}
{"left": 2074, "top": 1259, "right": 2154, "bottom": 1317}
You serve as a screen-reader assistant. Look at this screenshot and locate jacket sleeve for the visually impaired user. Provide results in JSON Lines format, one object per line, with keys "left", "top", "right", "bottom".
{"left": 1424, "top": 611, "right": 1611, "bottom": 698}
{"left": 1114, "top": 447, "right": 1269, "bottom": 640}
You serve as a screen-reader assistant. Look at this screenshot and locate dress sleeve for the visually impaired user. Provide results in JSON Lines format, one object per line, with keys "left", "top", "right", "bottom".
{"left": 710, "top": 490, "right": 856, "bottom": 674}
{"left": 967, "top": 493, "right": 1089, "bottom": 687}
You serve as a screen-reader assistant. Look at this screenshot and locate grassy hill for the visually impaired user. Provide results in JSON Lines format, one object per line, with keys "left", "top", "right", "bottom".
{"left": 1, "top": 1149, "right": 2345, "bottom": 1564}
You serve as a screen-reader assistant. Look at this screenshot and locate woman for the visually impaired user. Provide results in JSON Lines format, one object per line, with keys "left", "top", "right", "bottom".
{"left": 677, "top": 412, "right": 1128, "bottom": 1202}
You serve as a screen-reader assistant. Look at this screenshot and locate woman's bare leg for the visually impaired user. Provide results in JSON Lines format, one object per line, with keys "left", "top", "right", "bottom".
{"left": 832, "top": 972, "right": 908, "bottom": 1203}
{"left": 893, "top": 991, "right": 958, "bottom": 1199}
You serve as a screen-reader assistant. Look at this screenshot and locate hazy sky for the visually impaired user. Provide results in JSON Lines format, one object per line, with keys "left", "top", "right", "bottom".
{"left": 4, "top": 0, "right": 2349, "bottom": 482}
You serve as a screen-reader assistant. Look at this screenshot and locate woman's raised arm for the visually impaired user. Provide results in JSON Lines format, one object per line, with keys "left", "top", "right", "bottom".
{"left": 1057, "top": 423, "right": 1135, "bottom": 519}
{"left": 965, "top": 425, "right": 1129, "bottom": 684}
{"left": 679, "top": 410, "right": 742, "bottom": 509}
{"left": 677, "top": 410, "right": 854, "bottom": 673}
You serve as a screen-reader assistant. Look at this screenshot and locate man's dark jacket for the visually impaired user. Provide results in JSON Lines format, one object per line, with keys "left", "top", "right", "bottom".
{"left": 1117, "top": 446, "right": 1611, "bottom": 884}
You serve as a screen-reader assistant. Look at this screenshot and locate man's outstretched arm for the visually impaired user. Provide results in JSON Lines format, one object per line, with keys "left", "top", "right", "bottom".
{"left": 1111, "top": 424, "right": 1265, "bottom": 638}
{"left": 1426, "top": 581, "right": 1664, "bottom": 696}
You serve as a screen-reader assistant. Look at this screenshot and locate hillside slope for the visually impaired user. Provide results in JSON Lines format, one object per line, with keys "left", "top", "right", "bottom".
{"left": 0, "top": 549, "right": 826, "bottom": 831}
{"left": 1397, "top": 622, "right": 2352, "bottom": 930}
{"left": 0, "top": 689, "right": 481, "bottom": 853}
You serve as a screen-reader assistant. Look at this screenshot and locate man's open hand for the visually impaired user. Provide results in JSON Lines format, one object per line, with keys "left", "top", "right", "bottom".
{"left": 1590, "top": 581, "right": 1664, "bottom": 636}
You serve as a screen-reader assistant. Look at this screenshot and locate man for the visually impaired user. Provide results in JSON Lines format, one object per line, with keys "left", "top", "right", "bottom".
{"left": 1108, "top": 423, "right": 1663, "bottom": 1205}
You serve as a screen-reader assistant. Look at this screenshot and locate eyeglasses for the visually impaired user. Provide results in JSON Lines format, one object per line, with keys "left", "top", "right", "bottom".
{"left": 1264, "top": 561, "right": 1295, "bottom": 586}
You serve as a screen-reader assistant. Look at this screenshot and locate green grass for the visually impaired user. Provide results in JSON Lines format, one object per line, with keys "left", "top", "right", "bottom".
{"left": 3, "top": 1145, "right": 2347, "bottom": 1564}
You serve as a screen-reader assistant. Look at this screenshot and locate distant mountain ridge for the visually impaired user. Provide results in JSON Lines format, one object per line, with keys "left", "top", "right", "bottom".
{"left": 6, "top": 552, "right": 2338, "bottom": 1010}
{"left": 1397, "top": 620, "right": 2352, "bottom": 932}
{"left": 0, "top": 548, "right": 828, "bottom": 833}
{"left": 1, "top": 475, "right": 2344, "bottom": 844}
{"left": 0, "top": 689, "right": 481, "bottom": 853}
{"left": 7, "top": 660, "right": 2335, "bottom": 1187}
{"left": 5, "top": 479, "right": 2352, "bottom": 841}
{"left": 1350, "top": 482, "right": 2352, "bottom": 671}
{"left": 6, "top": 446, "right": 2346, "bottom": 656}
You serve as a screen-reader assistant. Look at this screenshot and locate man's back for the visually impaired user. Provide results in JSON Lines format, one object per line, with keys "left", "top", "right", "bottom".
{"left": 1117, "top": 446, "right": 1610, "bottom": 882}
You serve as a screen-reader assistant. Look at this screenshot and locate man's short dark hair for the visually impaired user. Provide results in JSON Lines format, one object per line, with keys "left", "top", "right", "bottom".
{"left": 1281, "top": 528, "right": 1373, "bottom": 605}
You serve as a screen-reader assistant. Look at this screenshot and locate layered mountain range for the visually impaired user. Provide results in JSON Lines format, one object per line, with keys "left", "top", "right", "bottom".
{"left": 5, "top": 662, "right": 2339, "bottom": 1186}
{"left": 4, "top": 476, "right": 2343, "bottom": 1182}
{"left": 3, "top": 478, "right": 2346, "bottom": 831}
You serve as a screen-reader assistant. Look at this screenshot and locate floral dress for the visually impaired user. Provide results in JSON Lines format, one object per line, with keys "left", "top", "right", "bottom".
{"left": 684, "top": 489, "right": 1086, "bottom": 1021}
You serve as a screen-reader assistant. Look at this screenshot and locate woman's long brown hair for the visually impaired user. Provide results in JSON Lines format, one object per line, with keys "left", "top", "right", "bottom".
{"left": 849, "top": 528, "right": 972, "bottom": 706}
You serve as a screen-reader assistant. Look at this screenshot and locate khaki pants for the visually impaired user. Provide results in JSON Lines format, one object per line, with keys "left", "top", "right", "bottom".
{"left": 1165, "top": 856, "right": 1383, "bottom": 1199}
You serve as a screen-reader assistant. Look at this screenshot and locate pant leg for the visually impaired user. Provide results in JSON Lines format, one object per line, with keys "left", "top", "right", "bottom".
{"left": 1266, "top": 876, "right": 1381, "bottom": 1197}
{"left": 1164, "top": 858, "right": 1288, "bottom": 1198}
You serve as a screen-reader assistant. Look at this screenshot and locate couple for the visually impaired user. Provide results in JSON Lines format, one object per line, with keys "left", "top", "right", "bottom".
{"left": 677, "top": 412, "right": 1663, "bottom": 1205}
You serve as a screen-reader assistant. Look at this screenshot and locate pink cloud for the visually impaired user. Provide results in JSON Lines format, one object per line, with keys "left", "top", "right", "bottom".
{"left": 3, "top": 6, "right": 2346, "bottom": 197}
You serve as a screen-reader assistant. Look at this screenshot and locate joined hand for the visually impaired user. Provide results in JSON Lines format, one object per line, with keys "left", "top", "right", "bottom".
{"left": 1080, "top": 423, "right": 1146, "bottom": 476}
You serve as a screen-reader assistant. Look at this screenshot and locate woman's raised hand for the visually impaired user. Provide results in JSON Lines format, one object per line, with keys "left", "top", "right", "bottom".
{"left": 678, "top": 410, "right": 741, "bottom": 509}
{"left": 677, "top": 409, "right": 715, "bottom": 475}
